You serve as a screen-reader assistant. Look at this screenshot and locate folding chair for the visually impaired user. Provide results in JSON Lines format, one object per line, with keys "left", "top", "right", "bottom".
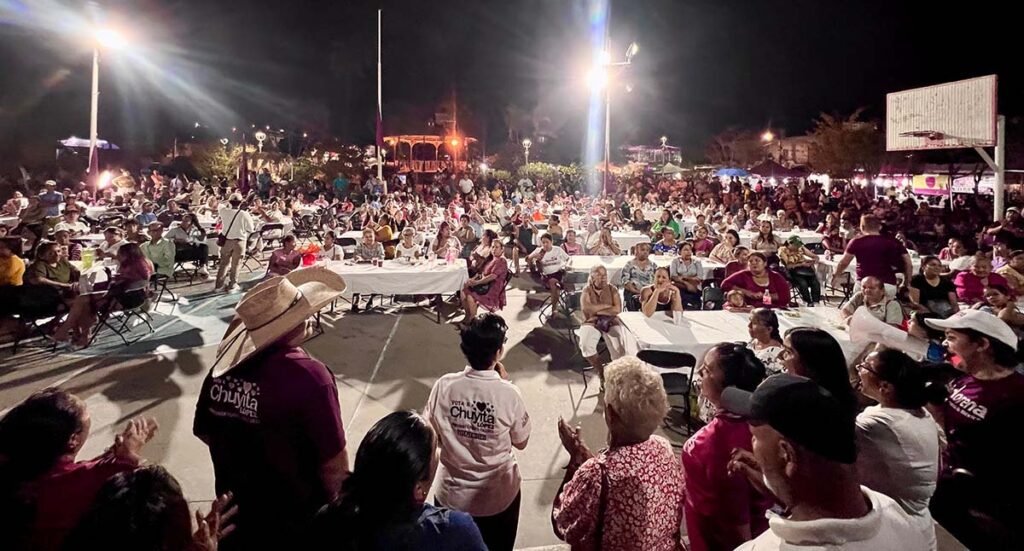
{"left": 150, "top": 273, "right": 177, "bottom": 304}
{"left": 825, "top": 270, "right": 854, "bottom": 307}
{"left": 258, "top": 223, "right": 285, "bottom": 253}
{"left": 88, "top": 282, "right": 154, "bottom": 346}
{"left": 637, "top": 350, "right": 697, "bottom": 438}
{"left": 10, "top": 289, "right": 66, "bottom": 354}
{"left": 241, "top": 232, "right": 264, "bottom": 272}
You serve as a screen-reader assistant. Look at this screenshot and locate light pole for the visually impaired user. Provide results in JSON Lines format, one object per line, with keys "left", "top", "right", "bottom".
{"left": 594, "top": 41, "right": 639, "bottom": 193}
{"left": 522, "top": 138, "right": 532, "bottom": 166}
{"left": 89, "top": 28, "right": 126, "bottom": 183}
{"left": 254, "top": 131, "right": 267, "bottom": 153}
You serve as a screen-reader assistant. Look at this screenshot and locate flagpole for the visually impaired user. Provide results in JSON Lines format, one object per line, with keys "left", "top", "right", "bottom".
{"left": 377, "top": 8, "right": 385, "bottom": 194}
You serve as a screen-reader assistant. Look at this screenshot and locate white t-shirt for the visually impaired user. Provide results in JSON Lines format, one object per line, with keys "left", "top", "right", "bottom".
{"left": 856, "top": 406, "right": 940, "bottom": 549}
{"left": 533, "top": 246, "right": 570, "bottom": 275}
{"left": 395, "top": 241, "right": 420, "bottom": 259}
{"left": 54, "top": 220, "right": 90, "bottom": 235}
{"left": 947, "top": 256, "right": 973, "bottom": 272}
{"left": 98, "top": 239, "right": 128, "bottom": 258}
{"left": 317, "top": 244, "right": 345, "bottom": 262}
{"left": 424, "top": 367, "right": 531, "bottom": 517}
{"left": 459, "top": 178, "right": 474, "bottom": 194}
{"left": 735, "top": 486, "right": 929, "bottom": 551}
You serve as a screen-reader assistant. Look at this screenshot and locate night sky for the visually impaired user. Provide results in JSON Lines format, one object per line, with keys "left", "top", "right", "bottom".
{"left": 0, "top": 0, "right": 1019, "bottom": 162}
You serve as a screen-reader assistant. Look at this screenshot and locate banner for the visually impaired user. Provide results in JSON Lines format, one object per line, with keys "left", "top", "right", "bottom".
{"left": 951, "top": 175, "right": 995, "bottom": 195}
{"left": 911, "top": 174, "right": 949, "bottom": 196}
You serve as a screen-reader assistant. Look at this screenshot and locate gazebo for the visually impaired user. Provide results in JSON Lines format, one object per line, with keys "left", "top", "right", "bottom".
{"left": 383, "top": 134, "right": 478, "bottom": 173}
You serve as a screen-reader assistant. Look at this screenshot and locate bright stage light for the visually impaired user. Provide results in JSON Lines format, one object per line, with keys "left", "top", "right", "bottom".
{"left": 94, "top": 28, "right": 126, "bottom": 50}
{"left": 761, "top": 131, "right": 775, "bottom": 142}
{"left": 599, "top": 50, "right": 612, "bottom": 66}
{"left": 586, "top": 68, "right": 607, "bottom": 90}
{"left": 97, "top": 170, "right": 113, "bottom": 189}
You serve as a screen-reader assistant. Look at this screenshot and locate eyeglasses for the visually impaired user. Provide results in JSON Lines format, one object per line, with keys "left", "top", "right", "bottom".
{"left": 855, "top": 361, "right": 881, "bottom": 378}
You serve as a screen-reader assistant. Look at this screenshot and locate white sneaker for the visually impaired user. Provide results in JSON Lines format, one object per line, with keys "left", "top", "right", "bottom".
{"left": 227, "top": 284, "right": 241, "bottom": 293}
{"left": 198, "top": 268, "right": 210, "bottom": 279}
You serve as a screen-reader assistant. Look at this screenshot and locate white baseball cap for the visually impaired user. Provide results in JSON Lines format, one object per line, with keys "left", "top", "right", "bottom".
{"left": 925, "top": 309, "right": 1018, "bottom": 349}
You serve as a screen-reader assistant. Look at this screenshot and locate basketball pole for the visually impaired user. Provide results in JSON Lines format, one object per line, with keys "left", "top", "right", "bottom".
{"left": 973, "top": 115, "right": 1005, "bottom": 222}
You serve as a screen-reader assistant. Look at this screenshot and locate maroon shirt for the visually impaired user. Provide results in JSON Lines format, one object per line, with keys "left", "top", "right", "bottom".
{"left": 943, "top": 372, "right": 1024, "bottom": 491}
{"left": 194, "top": 345, "right": 346, "bottom": 548}
{"left": 29, "top": 454, "right": 139, "bottom": 551}
{"left": 721, "top": 269, "right": 792, "bottom": 308}
{"left": 844, "top": 234, "right": 908, "bottom": 286}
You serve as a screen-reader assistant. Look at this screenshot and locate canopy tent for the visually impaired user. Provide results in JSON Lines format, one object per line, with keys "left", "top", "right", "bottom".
{"left": 714, "top": 167, "right": 749, "bottom": 178}
{"left": 58, "top": 137, "right": 120, "bottom": 150}
{"left": 749, "top": 160, "right": 807, "bottom": 178}
{"left": 657, "top": 163, "right": 686, "bottom": 175}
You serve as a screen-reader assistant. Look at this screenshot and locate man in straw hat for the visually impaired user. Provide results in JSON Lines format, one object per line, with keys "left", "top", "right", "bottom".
{"left": 194, "top": 267, "right": 350, "bottom": 550}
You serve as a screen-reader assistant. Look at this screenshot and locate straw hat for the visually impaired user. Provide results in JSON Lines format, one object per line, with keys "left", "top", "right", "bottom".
{"left": 211, "top": 267, "right": 346, "bottom": 377}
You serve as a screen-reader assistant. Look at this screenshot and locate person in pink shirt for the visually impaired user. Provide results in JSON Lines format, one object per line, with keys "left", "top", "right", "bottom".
{"left": 267, "top": 234, "right": 302, "bottom": 277}
{"left": 691, "top": 226, "right": 716, "bottom": 257}
{"left": 682, "top": 342, "right": 771, "bottom": 550}
{"left": 954, "top": 254, "right": 1010, "bottom": 305}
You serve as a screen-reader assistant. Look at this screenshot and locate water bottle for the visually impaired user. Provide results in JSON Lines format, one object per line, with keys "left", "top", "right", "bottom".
{"left": 763, "top": 288, "right": 772, "bottom": 306}
{"left": 445, "top": 246, "right": 456, "bottom": 265}
{"left": 81, "top": 248, "right": 95, "bottom": 270}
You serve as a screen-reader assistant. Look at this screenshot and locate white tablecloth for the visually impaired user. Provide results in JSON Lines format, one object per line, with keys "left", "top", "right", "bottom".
{"left": 569, "top": 255, "right": 724, "bottom": 284}
{"left": 324, "top": 259, "right": 468, "bottom": 297}
{"left": 612, "top": 231, "right": 651, "bottom": 252}
{"left": 618, "top": 308, "right": 861, "bottom": 365}
{"left": 0, "top": 215, "right": 19, "bottom": 227}
{"left": 738, "top": 229, "right": 822, "bottom": 247}
{"left": 85, "top": 206, "right": 109, "bottom": 219}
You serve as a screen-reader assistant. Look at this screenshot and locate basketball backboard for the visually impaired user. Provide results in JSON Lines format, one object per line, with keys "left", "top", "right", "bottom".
{"left": 886, "top": 75, "right": 997, "bottom": 151}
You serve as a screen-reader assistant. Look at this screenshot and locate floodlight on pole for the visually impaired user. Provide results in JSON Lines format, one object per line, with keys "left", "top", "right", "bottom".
{"left": 88, "top": 26, "right": 129, "bottom": 192}
{"left": 595, "top": 40, "right": 638, "bottom": 193}
{"left": 522, "top": 138, "right": 532, "bottom": 165}
{"left": 761, "top": 131, "right": 775, "bottom": 143}
{"left": 94, "top": 28, "right": 126, "bottom": 50}
{"left": 254, "top": 131, "right": 267, "bottom": 152}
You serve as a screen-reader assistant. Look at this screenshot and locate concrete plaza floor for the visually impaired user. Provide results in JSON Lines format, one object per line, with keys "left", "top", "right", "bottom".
{"left": 0, "top": 273, "right": 965, "bottom": 550}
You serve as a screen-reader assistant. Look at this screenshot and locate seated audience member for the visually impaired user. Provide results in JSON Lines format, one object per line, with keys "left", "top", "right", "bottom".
{"left": 724, "top": 289, "right": 752, "bottom": 313}
{"left": 749, "top": 221, "right": 782, "bottom": 257}
{"left": 854, "top": 349, "right": 940, "bottom": 548}
{"left": 640, "top": 266, "right": 683, "bottom": 317}
{"left": 587, "top": 227, "right": 622, "bottom": 256}
{"left": 724, "top": 246, "right": 750, "bottom": 277}
{"left": 65, "top": 465, "right": 236, "bottom": 551}
{"left": 894, "top": 230, "right": 918, "bottom": 253}
{"left": 683, "top": 343, "right": 770, "bottom": 551}
{"left": 0, "top": 240, "right": 25, "bottom": 309}
{"left": 954, "top": 253, "right": 1010, "bottom": 305}
{"left": 454, "top": 214, "right": 478, "bottom": 257}
{"left": 431, "top": 221, "right": 461, "bottom": 260}
{"left": 194, "top": 268, "right": 350, "bottom": 550}
{"left": 779, "top": 236, "right": 821, "bottom": 306}
{"left": 578, "top": 265, "right": 625, "bottom": 382}
{"left": 619, "top": 242, "right": 657, "bottom": 311}
{"left": 909, "top": 255, "right": 959, "bottom": 318}
{"left": 165, "top": 214, "right": 210, "bottom": 277}
{"left": 547, "top": 214, "right": 565, "bottom": 245}
{"left": 527, "top": 233, "right": 571, "bottom": 315}
{"left": 0, "top": 388, "right": 157, "bottom": 550}
{"left": 26, "top": 241, "right": 79, "bottom": 297}
{"left": 424, "top": 314, "right": 530, "bottom": 551}
{"left": 721, "top": 251, "right": 791, "bottom": 308}
{"left": 97, "top": 227, "right": 128, "bottom": 260}
{"left": 394, "top": 228, "right": 421, "bottom": 262}
{"left": 669, "top": 241, "right": 703, "bottom": 308}
{"left": 629, "top": 209, "right": 652, "bottom": 234}
{"left": 691, "top": 226, "right": 715, "bottom": 256}
{"left": 53, "top": 204, "right": 90, "bottom": 236}
{"left": 123, "top": 219, "right": 147, "bottom": 244}
{"left": 821, "top": 226, "right": 846, "bottom": 256}
{"left": 467, "top": 229, "right": 497, "bottom": 275}
{"left": 944, "top": 239, "right": 974, "bottom": 273}
{"left": 996, "top": 249, "right": 1024, "bottom": 292}
{"left": 723, "top": 375, "right": 929, "bottom": 550}
{"left": 316, "top": 231, "right": 345, "bottom": 262}
{"left": 561, "top": 229, "right": 583, "bottom": 255}
{"left": 975, "top": 284, "right": 1024, "bottom": 335}
{"left": 937, "top": 238, "right": 958, "bottom": 261}
{"left": 781, "top": 327, "right": 859, "bottom": 418}
{"left": 841, "top": 276, "right": 904, "bottom": 327}
{"left": 135, "top": 202, "right": 158, "bottom": 226}
{"left": 651, "top": 226, "right": 678, "bottom": 255}
{"left": 553, "top": 356, "right": 685, "bottom": 549}
{"left": 140, "top": 222, "right": 176, "bottom": 278}
{"left": 156, "top": 200, "right": 185, "bottom": 227}
{"left": 709, "top": 229, "right": 740, "bottom": 264}
{"left": 651, "top": 208, "right": 681, "bottom": 238}
{"left": 52, "top": 229, "right": 82, "bottom": 261}
{"left": 267, "top": 235, "right": 301, "bottom": 277}
{"left": 53, "top": 243, "right": 153, "bottom": 347}
{"left": 460, "top": 239, "right": 509, "bottom": 321}
{"left": 310, "top": 411, "right": 486, "bottom": 550}
{"left": 924, "top": 311, "right": 1024, "bottom": 550}
{"left": 748, "top": 308, "right": 786, "bottom": 375}
{"left": 773, "top": 209, "right": 794, "bottom": 231}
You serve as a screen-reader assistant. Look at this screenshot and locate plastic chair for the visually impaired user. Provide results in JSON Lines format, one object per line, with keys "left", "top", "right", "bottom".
{"left": 637, "top": 349, "right": 697, "bottom": 437}
{"left": 88, "top": 282, "right": 154, "bottom": 347}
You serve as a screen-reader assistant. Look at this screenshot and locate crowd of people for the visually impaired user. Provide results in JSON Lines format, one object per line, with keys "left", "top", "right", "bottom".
{"left": 2, "top": 165, "right": 1024, "bottom": 549}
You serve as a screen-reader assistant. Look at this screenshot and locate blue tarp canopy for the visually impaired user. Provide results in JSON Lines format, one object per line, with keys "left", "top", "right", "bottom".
{"left": 715, "top": 167, "right": 749, "bottom": 177}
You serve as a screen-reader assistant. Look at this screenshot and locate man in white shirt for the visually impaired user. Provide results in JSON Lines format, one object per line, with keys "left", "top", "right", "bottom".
{"left": 215, "top": 194, "right": 256, "bottom": 292}
{"left": 424, "top": 314, "right": 530, "bottom": 551}
{"left": 97, "top": 227, "right": 128, "bottom": 259}
{"left": 458, "top": 174, "right": 474, "bottom": 196}
{"left": 53, "top": 204, "right": 90, "bottom": 235}
{"left": 723, "top": 375, "right": 929, "bottom": 550}
{"left": 527, "top": 233, "right": 571, "bottom": 316}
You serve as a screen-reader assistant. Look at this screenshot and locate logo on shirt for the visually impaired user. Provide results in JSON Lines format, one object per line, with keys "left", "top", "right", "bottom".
{"left": 948, "top": 385, "right": 988, "bottom": 421}
{"left": 449, "top": 400, "right": 496, "bottom": 438}
{"left": 207, "top": 376, "right": 260, "bottom": 422}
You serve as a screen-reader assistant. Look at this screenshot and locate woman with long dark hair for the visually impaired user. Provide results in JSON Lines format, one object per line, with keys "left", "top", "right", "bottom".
{"left": 781, "top": 327, "right": 858, "bottom": 418}
{"left": 0, "top": 388, "right": 157, "bottom": 550}
{"left": 748, "top": 308, "right": 785, "bottom": 375}
{"left": 311, "top": 411, "right": 486, "bottom": 550}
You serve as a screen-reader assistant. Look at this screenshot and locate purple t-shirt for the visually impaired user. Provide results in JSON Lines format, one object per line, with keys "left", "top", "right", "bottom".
{"left": 194, "top": 346, "right": 346, "bottom": 547}
{"left": 943, "top": 372, "right": 1024, "bottom": 491}
{"left": 845, "top": 234, "right": 907, "bottom": 285}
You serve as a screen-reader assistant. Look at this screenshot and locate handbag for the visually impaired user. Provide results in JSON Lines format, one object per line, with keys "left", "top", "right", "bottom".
{"left": 470, "top": 281, "right": 492, "bottom": 294}
{"left": 217, "top": 209, "right": 241, "bottom": 247}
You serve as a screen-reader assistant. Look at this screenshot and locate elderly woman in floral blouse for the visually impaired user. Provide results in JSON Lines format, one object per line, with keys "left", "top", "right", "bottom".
{"left": 553, "top": 356, "right": 685, "bottom": 550}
